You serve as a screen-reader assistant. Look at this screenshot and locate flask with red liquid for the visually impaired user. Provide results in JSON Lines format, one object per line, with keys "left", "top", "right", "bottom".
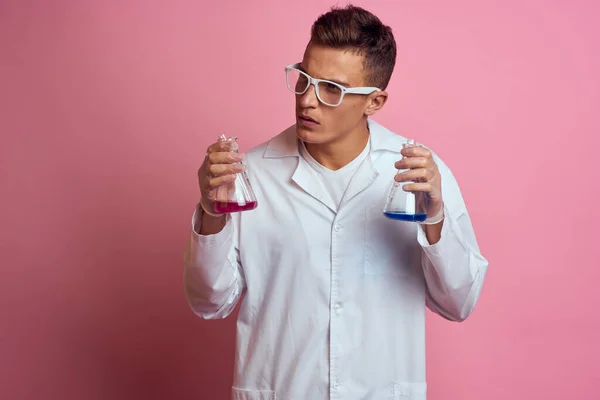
{"left": 213, "top": 134, "right": 258, "bottom": 214}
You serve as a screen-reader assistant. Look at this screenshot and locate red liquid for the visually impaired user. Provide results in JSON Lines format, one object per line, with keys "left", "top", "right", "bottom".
{"left": 213, "top": 201, "right": 258, "bottom": 213}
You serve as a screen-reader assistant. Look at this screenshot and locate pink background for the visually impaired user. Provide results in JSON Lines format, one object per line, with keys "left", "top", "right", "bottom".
{"left": 1, "top": 0, "right": 599, "bottom": 399}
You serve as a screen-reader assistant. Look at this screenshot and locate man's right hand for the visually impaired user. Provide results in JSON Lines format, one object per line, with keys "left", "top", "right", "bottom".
{"left": 196, "top": 140, "right": 246, "bottom": 233}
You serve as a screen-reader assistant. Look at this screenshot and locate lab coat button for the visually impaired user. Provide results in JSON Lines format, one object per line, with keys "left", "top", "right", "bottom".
{"left": 334, "top": 224, "right": 342, "bottom": 232}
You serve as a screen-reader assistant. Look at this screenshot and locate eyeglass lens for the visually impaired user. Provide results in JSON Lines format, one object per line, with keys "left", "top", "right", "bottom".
{"left": 286, "top": 69, "right": 343, "bottom": 106}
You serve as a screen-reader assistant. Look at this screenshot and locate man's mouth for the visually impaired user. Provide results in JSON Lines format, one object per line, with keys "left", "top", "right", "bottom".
{"left": 298, "top": 115, "right": 320, "bottom": 125}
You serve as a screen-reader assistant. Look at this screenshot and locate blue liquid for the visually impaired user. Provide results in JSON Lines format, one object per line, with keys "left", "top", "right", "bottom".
{"left": 383, "top": 211, "right": 427, "bottom": 222}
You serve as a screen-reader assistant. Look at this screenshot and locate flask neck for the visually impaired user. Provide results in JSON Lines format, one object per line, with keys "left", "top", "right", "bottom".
{"left": 218, "top": 134, "right": 239, "bottom": 152}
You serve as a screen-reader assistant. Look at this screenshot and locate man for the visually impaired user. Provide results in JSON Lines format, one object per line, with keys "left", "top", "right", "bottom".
{"left": 184, "top": 5, "right": 488, "bottom": 400}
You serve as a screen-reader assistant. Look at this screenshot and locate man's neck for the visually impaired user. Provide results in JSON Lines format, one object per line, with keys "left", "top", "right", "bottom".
{"left": 304, "top": 121, "right": 370, "bottom": 171}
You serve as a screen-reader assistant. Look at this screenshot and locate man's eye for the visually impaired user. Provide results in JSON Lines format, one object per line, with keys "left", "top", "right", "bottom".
{"left": 325, "top": 83, "right": 341, "bottom": 91}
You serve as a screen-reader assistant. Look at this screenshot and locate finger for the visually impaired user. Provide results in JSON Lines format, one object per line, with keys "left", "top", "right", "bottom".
{"left": 402, "top": 182, "right": 434, "bottom": 193}
{"left": 394, "top": 168, "right": 434, "bottom": 183}
{"left": 207, "top": 141, "right": 234, "bottom": 154}
{"left": 207, "top": 174, "right": 237, "bottom": 189}
{"left": 401, "top": 145, "right": 431, "bottom": 158}
{"left": 207, "top": 151, "right": 245, "bottom": 165}
{"left": 395, "top": 157, "right": 428, "bottom": 170}
{"left": 208, "top": 163, "right": 246, "bottom": 177}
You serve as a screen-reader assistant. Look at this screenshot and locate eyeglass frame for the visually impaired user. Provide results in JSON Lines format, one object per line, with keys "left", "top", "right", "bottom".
{"left": 285, "top": 63, "right": 381, "bottom": 107}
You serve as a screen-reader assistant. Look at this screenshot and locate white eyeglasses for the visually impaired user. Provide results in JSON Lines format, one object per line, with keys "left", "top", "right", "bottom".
{"left": 285, "top": 63, "right": 381, "bottom": 107}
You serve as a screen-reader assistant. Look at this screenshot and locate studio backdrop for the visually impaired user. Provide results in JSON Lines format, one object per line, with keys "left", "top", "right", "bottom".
{"left": 1, "top": 1, "right": 598, "bottom": 399}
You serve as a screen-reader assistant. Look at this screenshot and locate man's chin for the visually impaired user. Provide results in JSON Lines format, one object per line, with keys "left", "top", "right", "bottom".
{"left": 295, "top": 125, "right": 310, "bottom": 140}
{"left": 295, "top": 125, "right": 322, "bottom": 143}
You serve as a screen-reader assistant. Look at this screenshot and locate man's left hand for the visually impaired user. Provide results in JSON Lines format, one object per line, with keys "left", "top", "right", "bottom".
{"left": 393, "top": 144, "right": 444, "bottom": 219}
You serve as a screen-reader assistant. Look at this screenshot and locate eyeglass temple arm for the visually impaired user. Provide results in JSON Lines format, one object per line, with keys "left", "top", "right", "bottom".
{"left": 345, "top": 87, "right": 381, "bottom": 94}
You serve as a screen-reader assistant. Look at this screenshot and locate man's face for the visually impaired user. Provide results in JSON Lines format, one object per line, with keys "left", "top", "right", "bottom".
{"left": 295, "top": 43, "right": 383, "bottom": 145}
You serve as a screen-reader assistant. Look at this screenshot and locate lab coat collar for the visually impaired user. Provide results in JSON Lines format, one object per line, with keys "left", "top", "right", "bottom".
{"left": 261, "top": 119, "right": 401, "bottom": 213}
{"left": 262, "top": 119, "right": 405, "bottom": 159}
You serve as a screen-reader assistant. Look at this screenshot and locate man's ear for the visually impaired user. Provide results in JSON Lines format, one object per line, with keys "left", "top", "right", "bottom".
{"left": 364, "top": 91, "right": 388, "bottom": 116}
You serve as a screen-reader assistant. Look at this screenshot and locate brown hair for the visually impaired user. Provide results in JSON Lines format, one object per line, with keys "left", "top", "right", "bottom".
{"left": 310, "top": 4, "right": 397, "bottom": 90}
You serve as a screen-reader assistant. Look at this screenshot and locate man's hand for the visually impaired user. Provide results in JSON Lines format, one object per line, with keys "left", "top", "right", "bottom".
{"left": 196, "top": 140, "right": 246, "bottom": 234}
{"left": 198, "top": 140, "right": 246, "bottom": 213}
{"left": 394, "top": 143, "right": 445, "bottom": 243}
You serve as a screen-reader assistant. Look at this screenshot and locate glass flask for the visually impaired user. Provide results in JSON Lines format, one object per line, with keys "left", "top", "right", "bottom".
{"left": 383, "top": 139, "right": 427, "bottom": 222}
{"left": 212, "top": 134, "right": 258, "bottom": 214}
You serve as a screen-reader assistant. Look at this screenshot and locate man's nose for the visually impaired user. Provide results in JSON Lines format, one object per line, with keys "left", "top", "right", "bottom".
{"left": 298, "top": 84, "right": 319, "bottom": 108}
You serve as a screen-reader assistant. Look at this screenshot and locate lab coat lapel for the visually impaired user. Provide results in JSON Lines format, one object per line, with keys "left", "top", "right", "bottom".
{"left": 291, "top": 161, "right": 337, "bottom": 212}
{"left": 339, "top": 120, "right": 405, "bottom": 208}
{"left": 262, "top": 125, "right": 337, "bottom": 212}
{"left": 339, "top": 155, "right": 379, "bottom": 209}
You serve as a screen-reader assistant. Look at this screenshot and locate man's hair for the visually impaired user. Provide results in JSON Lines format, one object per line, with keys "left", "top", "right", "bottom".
{"left": 310, "top": 4, "right": 397, "bottom": 90}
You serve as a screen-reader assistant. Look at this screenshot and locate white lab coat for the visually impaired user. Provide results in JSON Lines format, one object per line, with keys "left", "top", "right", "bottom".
{"left": 184, "top": 119, "right": 488, "bottom": 400}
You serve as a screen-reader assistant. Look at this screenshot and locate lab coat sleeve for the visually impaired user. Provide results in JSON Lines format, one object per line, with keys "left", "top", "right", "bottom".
{"left": 417, "top": 156, "right": 489, "bottom": 322}
{"left": 183, "top": 204, "right": 245, "bottom": 319}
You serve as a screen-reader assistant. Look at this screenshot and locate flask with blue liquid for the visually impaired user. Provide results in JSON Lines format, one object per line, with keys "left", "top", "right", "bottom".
{"left": 383, "top": 139, "right": 428, "bottom": 222}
